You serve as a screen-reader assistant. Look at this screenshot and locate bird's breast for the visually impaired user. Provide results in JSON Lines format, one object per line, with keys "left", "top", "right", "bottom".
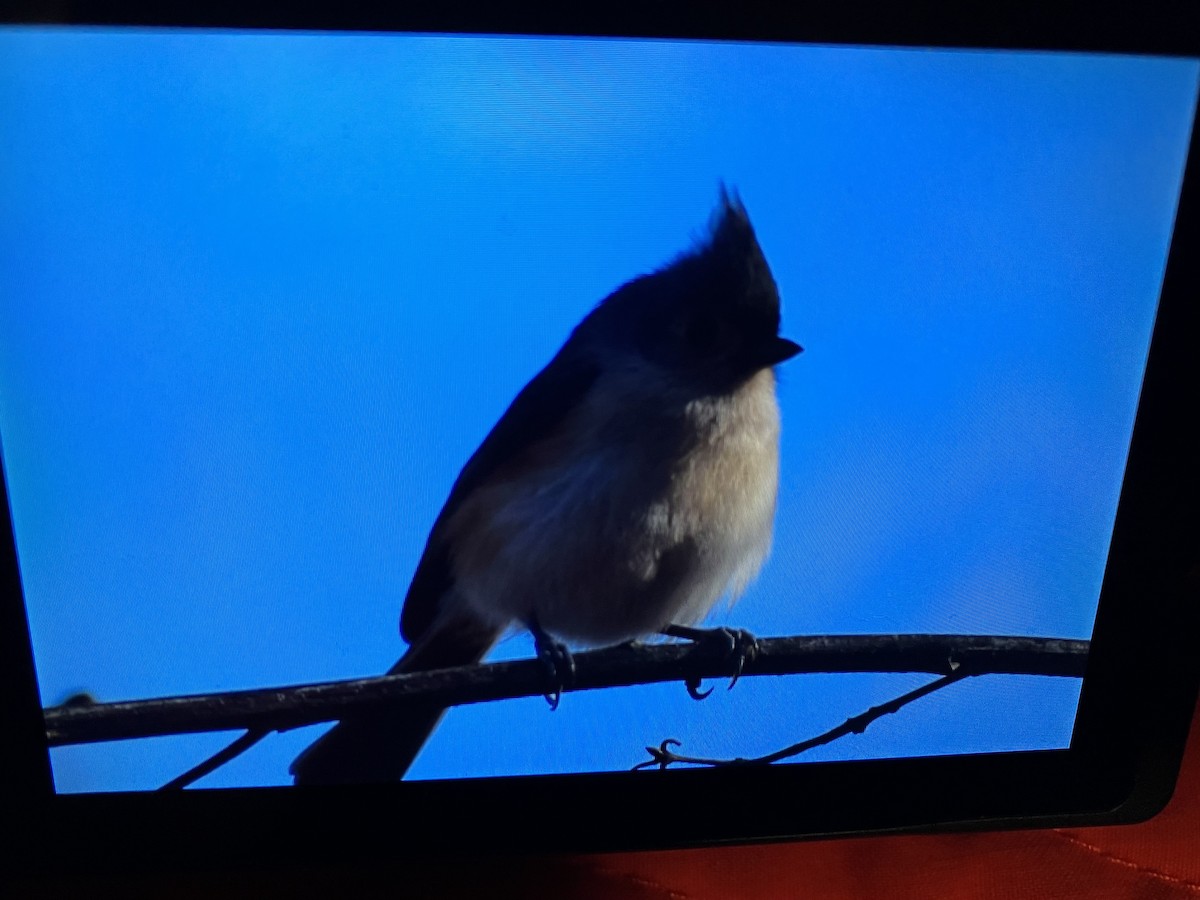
{"left": 445, "top": 366, "right": 783, "bottom": 645}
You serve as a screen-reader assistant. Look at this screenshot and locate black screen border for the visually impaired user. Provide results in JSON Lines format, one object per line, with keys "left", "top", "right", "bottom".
{"left": 1, "top": 0, "right": 1198, "bottom": 873}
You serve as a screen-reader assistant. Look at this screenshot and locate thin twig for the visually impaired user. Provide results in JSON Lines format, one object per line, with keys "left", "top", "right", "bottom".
{"left": 635, "top": 669, "right": 971, "bottom": 770}
{"left": 157, "top": 728, "right": 271, "bottom": 790}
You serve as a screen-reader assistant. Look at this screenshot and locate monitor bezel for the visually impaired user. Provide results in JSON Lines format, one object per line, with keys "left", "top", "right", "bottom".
{"left": 2, "top": 0, "right": 1198, "bottom": 872}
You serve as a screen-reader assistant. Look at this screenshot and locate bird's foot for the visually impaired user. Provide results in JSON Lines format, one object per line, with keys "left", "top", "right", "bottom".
{"left": 528, "top": 617, "right": 576, "bottom": 711}
{"left": 661, "top": 623, "right": 760, "bottom": 699}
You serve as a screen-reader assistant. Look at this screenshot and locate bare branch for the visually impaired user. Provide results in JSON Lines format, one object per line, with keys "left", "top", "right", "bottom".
{"left": 636, "top": 669, "right": 971, "bottom": 770}
{"left": 157, "top": 729, "right": 270, "bottom": 790}
{"left": 43, "top": 633, "right": 1089, "bottom": 748}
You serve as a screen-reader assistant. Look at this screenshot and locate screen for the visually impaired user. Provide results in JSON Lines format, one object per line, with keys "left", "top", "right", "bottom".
{"left": 1, "top": 27, "right": 1196, "bottom": 793}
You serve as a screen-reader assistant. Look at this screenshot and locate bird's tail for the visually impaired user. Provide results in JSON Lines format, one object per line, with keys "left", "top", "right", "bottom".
{"left": 290, "top": 616, "right": 501, "bottom": 786}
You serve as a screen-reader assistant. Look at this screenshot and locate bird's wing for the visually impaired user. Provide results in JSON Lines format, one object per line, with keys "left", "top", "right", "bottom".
{"left": 400, "top": 343, "right": 600, "bottom": 643}
{"left": 294, "top": 346, "right": 601, "bottom": 788}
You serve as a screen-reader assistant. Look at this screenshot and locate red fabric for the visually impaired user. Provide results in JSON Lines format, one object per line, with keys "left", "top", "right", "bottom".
{"left": 571, "top": 699, "right": 1200, "bottom": 898}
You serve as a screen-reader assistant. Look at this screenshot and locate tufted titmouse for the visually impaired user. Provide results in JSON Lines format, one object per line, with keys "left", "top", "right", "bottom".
{"left": 290, "top": 189, "right": 801, "bottom": 785}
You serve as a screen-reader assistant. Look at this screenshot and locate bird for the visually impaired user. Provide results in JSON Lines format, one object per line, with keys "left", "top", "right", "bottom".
{"left": 290, "top": 188, "right": 802, "bottom": 785}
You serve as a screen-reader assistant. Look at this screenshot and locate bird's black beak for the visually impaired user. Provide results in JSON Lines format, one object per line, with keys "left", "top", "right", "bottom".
{"left": 758, "top": 336, "right": 803, "bottom": 368}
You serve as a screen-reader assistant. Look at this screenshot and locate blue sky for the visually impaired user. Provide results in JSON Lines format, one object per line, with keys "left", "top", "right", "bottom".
{"left": 0, "top": 28, "right": 1196, "bottom": 792}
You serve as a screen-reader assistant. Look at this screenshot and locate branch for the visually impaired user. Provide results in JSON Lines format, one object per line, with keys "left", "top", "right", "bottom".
{"left": 43, "top": 633, "right": 1089, "bottom": 748}
{"left": 157, "top": 729, "right": 270, "bottom": 790}
{"left": 636, "top": 669, "right": 971, "bottom": 770}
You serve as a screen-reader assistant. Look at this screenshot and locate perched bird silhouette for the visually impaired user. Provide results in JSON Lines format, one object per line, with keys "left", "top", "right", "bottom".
{"left": 291, "top": 189, "right": 801, "bottom": 785}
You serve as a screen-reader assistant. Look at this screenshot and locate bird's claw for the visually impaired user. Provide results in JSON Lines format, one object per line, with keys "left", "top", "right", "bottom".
{"left": 722, "top": 627, "right": 760, "bottom": 688}
{"left": 664, "top": 624, "right": 760, "bottom": 698}
{"left": 531, "top": 622, "right": 576, "bottom": 710}
{"left": 686, "top": 676, "right": 714, "bottom": 701}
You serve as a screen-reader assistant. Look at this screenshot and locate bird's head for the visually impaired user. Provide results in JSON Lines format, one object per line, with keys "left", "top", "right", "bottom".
{"left": 587, "top": 188, "right": 802, "bottom": 394}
